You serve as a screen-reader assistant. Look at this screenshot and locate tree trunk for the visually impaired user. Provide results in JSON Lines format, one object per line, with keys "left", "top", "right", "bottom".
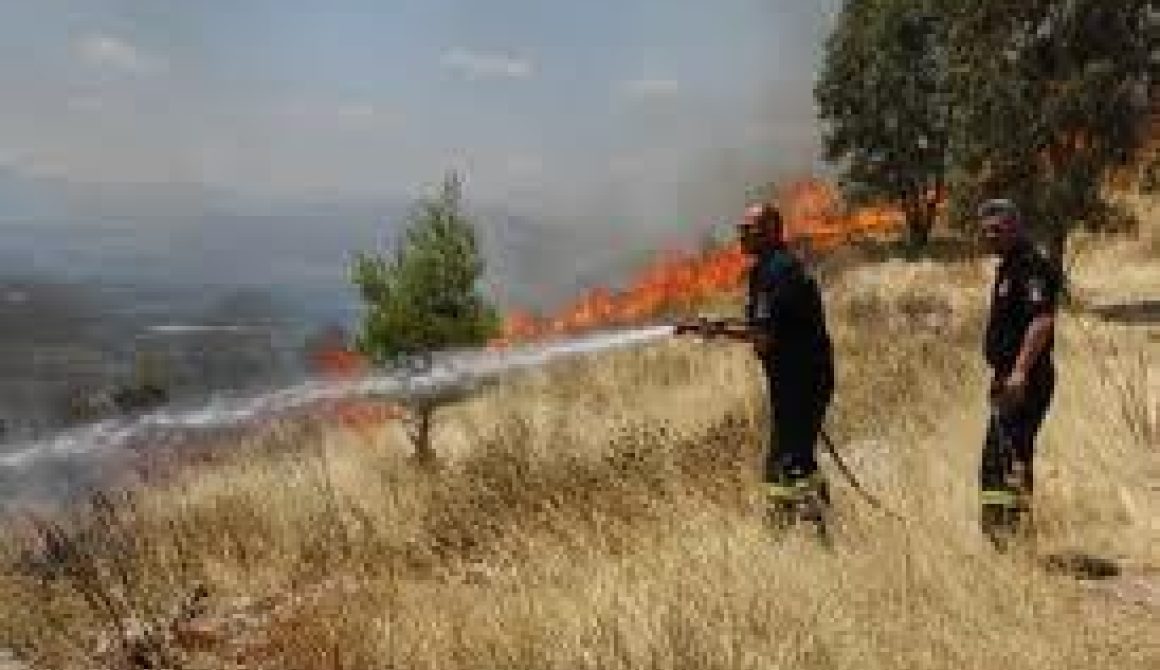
{"left": 908, "top": 216, "right": 933, "bottom": 251}
{"left": 903, "top": 198, "right": 933, "bottom": 257}
{"left": 406, "top": 401, "right": 437, "bottom": 464}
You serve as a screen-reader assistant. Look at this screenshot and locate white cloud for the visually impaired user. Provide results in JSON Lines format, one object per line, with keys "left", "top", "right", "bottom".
{"left": 440, "top": 48, "right": 533, "bottom": 79}
{"left": 75, "top": 34, "right": 167, "bottom": 75}
{"left": 618, "top": 78, "right": 681, "bottom": 101}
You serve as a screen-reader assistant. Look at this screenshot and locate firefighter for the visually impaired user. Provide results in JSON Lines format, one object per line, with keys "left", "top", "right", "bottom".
{"left": 684, "top": 203, "right": 836, "bottom": 534}
{"left": 977, "top": 198, "right": 1062, "bottom": 550}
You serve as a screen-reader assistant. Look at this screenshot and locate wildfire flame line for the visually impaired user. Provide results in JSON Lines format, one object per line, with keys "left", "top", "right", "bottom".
{"left": 306, "top": 176, "right": 911, "bottom": 426}
{"left": 490, "top": 178, "right": 906, "bottom": 347}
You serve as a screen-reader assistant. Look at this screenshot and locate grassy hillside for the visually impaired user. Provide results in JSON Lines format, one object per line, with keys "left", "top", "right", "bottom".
{"left": 0, "top": 222, "right": 1156, "bottom": 669}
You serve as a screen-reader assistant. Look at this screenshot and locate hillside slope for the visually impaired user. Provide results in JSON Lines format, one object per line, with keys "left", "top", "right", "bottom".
{"left": 0, "top": 220, "right": 1156, "bottom": 669}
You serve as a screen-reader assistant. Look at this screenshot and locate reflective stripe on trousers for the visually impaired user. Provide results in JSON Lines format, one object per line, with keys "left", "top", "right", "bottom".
{"left": 765, "top": 471, "right": 826, "bottom": 501}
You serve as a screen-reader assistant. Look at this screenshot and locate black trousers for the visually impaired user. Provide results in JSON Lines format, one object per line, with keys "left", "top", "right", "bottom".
{"left": 980, "top": 367, "right": 1055, "bottom": 500}
{"left": 764, "top": 365, "right": 834, "bottom": 483}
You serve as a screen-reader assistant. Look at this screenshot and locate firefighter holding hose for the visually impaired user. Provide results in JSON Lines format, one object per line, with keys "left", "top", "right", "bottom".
{"left": 678, "top": 203, "right": 835, "bottom": 534}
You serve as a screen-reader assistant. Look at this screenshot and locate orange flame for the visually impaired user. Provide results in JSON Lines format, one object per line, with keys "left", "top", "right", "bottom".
{"left": 488, "top": 241, "right": 750, "bottom": 348}
{"left": 304, "top": 329, "right": 407, "bottom": 434}
{"left": 779, "top": 178, "right": 907, "bottom": 249}
{"left": 312, "top": 346, "right": 369, "bottom": 377}
{"left": 490, "top": 177, "right": 907, "bottom": 347}
{"left": 308, "top": 327, "right": 370, "bottom": 378}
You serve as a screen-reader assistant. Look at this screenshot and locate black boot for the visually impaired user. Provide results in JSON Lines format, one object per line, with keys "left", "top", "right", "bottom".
{"left": 764, "top": 471, "right": 829, "bottom": 543}
{"left": 800, "top": 484, "right": 832, "bottom": 548}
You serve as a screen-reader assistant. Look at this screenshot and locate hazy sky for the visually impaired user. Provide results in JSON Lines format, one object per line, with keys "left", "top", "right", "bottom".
{"left": 0, "top": 0, "right": 839, "bottom": 219}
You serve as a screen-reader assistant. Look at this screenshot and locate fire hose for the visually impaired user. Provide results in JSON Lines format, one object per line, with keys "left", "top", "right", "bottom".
{"left": 673, "top": 315, "right": 904, "bottom": 523}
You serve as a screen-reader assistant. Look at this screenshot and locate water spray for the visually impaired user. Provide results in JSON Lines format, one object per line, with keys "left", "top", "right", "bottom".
{"left": 0, "top": 325, "right": 678, "bottom": 506}
{"left": 1, "top": 319, "right": 897, "bottom": 521}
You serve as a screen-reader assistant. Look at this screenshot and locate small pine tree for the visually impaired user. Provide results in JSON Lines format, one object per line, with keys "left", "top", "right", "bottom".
{"left": 350, "top": 171, "right": 500, "bottom": 367}
{"left": 349, "top": 171, "right": 501, "bottom": 463}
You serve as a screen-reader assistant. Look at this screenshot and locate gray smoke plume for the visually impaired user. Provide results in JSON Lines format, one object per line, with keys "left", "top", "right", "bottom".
{"left": 0, "top": 325, "right": 676, "bottom": 511}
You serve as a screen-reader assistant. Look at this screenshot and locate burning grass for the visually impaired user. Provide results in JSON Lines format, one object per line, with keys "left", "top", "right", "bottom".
{"left": 0, "top": 234, "right": 1156, "bottom": 669}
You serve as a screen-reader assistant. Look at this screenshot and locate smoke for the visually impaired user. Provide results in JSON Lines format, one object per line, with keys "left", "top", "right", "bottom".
{"left": 0, "top": 0, "right": 845, "bottom": 505}
{"left": 0, "top": 277, "right": 123, "bottom": 435}
{"left": 2, "top": 0, "right": 842, "bottom": 319}
{"left": 486, "top": 2, "right": 842, "bottom": 311}
{"left": 0, "top": 324, "right": 675, "bottom": 510}
{"left": 0, "top": 275, "right": 311, "bottom": 441}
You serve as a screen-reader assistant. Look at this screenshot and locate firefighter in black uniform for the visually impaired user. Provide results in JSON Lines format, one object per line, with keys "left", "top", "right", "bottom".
{"left": 682, "top": 203, "right": 835, "bottom": 533}
{"left": 977, "top": 198, "right": 1062, "bottom": 549}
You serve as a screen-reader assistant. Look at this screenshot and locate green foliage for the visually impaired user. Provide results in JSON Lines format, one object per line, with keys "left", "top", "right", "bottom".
{"left": 943, "top": 0, "right": 1152, "bottom": 258}
{"left": 350, "top": 171, "right": 501, "bottom": 366}
{"left": 817, "top": 0, "right": 1153, "bottom": 260}
{"left": 816, "top": 0, "right": 950, "bottom": 252}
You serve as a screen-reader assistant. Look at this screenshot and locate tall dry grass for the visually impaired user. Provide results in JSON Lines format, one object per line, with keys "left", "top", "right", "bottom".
{"left": 0, "top": 241, "right": 1156, "bottom": 669}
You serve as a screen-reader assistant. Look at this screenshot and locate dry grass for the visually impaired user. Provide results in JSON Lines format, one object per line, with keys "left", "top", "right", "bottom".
{"left": 1068, "top": 192, "right": 1160, "bottom": 303}
{"left": 0, "top": 234, "right": 1156, "bottom": 669}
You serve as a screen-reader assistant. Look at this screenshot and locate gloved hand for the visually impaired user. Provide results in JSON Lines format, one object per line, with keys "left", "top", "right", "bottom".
{"left": 674, "top": 318, "right": 723, "bottom": 339}
{"left": 989, "top": 372, "right": 1026, "bottom": 414}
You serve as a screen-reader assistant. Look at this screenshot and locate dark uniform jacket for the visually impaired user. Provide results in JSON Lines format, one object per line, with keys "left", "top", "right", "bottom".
{"left": 985, "top": 240, "right": 1062, "bottom": 378}
{"left": 745, "top": 245, "right": 834, "bottom": 388}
